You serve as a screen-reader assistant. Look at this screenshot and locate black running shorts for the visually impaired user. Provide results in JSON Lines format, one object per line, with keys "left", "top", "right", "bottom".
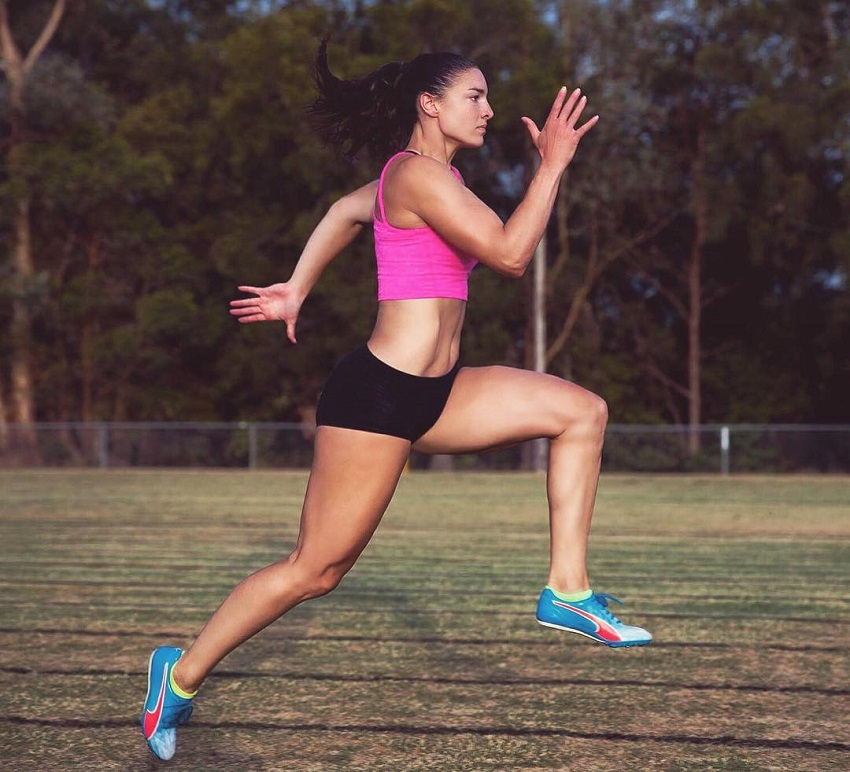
{"left": 316, "top": 345, "right": 459, "bottom": 442}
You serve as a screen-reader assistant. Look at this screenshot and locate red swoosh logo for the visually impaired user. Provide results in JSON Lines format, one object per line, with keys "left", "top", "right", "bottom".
{"left": 553, "top": 600, "right": 621, "bottom": 642}
{"left": 143, "top": 662, "right": 169, "bottom": 738}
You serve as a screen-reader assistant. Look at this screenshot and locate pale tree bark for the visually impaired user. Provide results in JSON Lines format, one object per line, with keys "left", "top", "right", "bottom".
{"left": 687, "top": 121, "right": 707, "bottom": 456}
{"left": 0, "top": 0, "right": 67, "bottom": 460}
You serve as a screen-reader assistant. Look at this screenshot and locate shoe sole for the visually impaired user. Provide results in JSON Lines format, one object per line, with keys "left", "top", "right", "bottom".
{"left": 537, "top": 619, "right": 652, "bottom": 648}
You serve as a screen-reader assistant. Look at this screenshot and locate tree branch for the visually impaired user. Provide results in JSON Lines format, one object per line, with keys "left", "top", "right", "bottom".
{"left": 545, "top": 208, "right": 677, "bottom": 365}
{"left": 622, "top": 251, "right": 690, "bottom": 321}
{"left": 629, "top": 314, "right": 686, "bottom": 422}
{"left": 22, "top": 0, "right": 66, "bottom": 74}
{"left": 545, "top": 286, "right": 588, "bottom": 365}
{"left": 642, "top": 359, "right": 690, "bottom": 399}
{"left": 0, "top": 2, "right": 23, "bottom": 71}
{"left": 589, "top": 210, "right": 678, "bottom": 286}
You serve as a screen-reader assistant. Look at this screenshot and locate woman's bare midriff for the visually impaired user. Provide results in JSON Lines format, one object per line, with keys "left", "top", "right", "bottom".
{"left": 368, "top": 297, "right": 466, "bottom": 377}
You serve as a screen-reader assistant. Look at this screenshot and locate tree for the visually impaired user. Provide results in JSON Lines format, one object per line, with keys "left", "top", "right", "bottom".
{"left": 607, "top": 0, "right": 849, "bottom": 437}
{"left": 0, "top": 0, "right": 65, "bottom": 458}
{"left": 1, "top": 0, "right": 846, "bottom": 451}
{"left": 542, "top": 0, "right": 677, "bottom": 382}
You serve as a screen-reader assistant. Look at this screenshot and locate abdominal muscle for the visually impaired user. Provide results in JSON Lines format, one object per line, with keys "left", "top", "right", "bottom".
{"left": 367, "top": 298, "right": 466, "bottom": 377}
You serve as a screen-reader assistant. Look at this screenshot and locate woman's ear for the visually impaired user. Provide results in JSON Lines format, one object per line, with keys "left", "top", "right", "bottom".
{"left": 418, "top": 92, "right": 440, "bottom": 118}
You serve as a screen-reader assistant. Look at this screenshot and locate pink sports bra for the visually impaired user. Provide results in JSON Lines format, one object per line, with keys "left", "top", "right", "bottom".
{"left": 374, "top": 151, "right": 477, "bottom": 301}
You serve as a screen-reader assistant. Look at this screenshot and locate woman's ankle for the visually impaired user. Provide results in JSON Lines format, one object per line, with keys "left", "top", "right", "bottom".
{"left": 172, "top": 658, "right": 201, "bottom": 695}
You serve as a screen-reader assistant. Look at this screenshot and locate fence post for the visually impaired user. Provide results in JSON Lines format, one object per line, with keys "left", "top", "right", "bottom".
{"left": 720, "top": 425, "right": 730, "bottom": 476}
{"left": 248, "top": 423, "right": 258, "bottom": 470}
{"left": 98, "top": 423, "right": 109, "bottom": 469}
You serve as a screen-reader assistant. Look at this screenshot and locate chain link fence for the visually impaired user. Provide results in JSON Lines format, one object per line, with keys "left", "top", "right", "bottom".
{"left": 1, "top": 422, "right": 849, "bottom": 473}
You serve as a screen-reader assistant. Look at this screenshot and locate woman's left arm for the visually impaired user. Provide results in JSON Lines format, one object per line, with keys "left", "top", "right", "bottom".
{"left": 230, "top": 180, "right": 377, "bottom": 343}
{"left": 286, "top": 180, "right": 378, "bottom": 297}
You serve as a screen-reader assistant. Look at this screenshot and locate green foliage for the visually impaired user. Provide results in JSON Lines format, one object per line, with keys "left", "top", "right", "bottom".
{"left": 0, "top": 0, "right": 847, "bottom": 429}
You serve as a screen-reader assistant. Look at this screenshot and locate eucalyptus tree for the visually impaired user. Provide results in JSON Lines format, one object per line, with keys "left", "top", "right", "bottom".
{"left": 0, "top": 0, "right": 66, "bottom": 458}
{"left": 713, "top": 0, "right": 850, "bottom": 424}
{"left": 605, "top": 0, "right": 849, "bottom": 443}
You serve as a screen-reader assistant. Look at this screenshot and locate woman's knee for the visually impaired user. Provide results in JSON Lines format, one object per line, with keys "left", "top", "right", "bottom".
{"left": 284, "top": 553, "right": 352, "bottom": 601}
{"left": 586, "top": 391, "right": 609, "bottom": 432}
{"left": 553, "top": 382, "right": 608, "bottom": 438}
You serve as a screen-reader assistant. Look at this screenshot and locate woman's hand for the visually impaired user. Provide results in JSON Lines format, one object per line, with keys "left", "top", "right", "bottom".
{"left": 521, "top": 87, "right": 599, "bottom": 171}
{"left": 229, "top": 283, "right": 304, "bottom": 344}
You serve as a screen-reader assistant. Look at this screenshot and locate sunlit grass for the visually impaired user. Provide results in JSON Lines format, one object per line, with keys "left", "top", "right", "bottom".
{"left": 1, "top": 471, "right": 848, "bottom": 770}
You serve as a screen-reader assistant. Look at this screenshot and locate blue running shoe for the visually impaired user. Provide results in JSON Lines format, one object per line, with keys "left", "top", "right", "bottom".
{"left": 536, "top": 588, "right": 652, "bottom": 648}
{"left": 141, "top": 646, "right": 195, "bottom": 761}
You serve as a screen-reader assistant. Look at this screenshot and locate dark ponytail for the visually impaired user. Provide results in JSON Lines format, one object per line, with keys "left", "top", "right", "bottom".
{"left": 309, "top": 40, "right": 477, "bottom": 160}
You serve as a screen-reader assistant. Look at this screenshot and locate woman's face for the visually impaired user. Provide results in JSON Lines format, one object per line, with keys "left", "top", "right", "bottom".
{"left": 432, "top": 68, "right": 494, "bottom": 148}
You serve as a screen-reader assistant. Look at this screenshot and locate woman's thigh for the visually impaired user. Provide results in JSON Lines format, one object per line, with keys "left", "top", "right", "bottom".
{"left": 413, "top": 366, "right": 606, "bottom": 455}
{"left": 293, "top": 426, "right": 411, "bottom": 572}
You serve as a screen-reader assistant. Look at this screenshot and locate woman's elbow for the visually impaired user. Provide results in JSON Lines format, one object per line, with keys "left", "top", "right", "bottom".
{"left": 333, "top": 189, "right": 375, "bottom": 226}
{"left": 492, "top": 252, "right": 528, "bottom": 278}
{"left": 468, "top": 235, "right": 529, "bottom": 278}
{"left": 506, "top": 261, "right": 528, "bottom": 278}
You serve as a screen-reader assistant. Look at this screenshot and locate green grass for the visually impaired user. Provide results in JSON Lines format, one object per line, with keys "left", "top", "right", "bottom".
{"left": 1, "top": 471, "right": 849, "bottom": 770}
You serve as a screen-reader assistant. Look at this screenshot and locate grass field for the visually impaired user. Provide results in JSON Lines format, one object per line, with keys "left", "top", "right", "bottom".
{"left": 0, "top": 470, "right": 848, "bottom": 771}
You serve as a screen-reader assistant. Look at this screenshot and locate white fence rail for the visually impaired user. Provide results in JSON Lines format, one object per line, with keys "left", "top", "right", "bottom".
{"left": 2, "top": 422, "right": 849, "bottom": 474}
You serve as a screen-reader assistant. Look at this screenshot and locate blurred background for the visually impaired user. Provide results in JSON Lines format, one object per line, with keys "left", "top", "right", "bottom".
{"left": 0, "top": 0, "right": 848, "bottom": 471}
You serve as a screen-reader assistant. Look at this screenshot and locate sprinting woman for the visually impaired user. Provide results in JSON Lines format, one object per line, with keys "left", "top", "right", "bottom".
{"left": 141, "top": 42, "right": 651, "bottom": 762}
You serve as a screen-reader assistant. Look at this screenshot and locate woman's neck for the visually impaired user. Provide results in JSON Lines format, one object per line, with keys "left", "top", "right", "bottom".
{"left": 405, "top": 129, "right": 458, "bottom": 167}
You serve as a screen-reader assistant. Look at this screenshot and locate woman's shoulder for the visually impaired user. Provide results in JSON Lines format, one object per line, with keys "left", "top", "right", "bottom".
{"left": 386, "top": 154, "right": 462, "bottom": 193}
{"left": 381, "top": 155, "right": 468, "bottom": 228}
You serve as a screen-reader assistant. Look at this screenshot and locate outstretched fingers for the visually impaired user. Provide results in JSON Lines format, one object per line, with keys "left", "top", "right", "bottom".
{"left": 520, "top": 86, "right": 602, "bottom": 156}
{"left": 564, "top": 94, "right": 587, "bottom": 128}
{"left": 575, "top": 113, "right": 600, "bottom": 138}
{"left": 524, "top": 86, "right": 574, "bottom": 143}
{"left": 229, "top": 296, "right": 262, "bottom": 323}
{"left": 521, "top": 116, "right": 541, "bottom": 144}
{"left": 547, "top": 86, "right": 569, "bottom": 124}
{"left": 228, "top": 282, "right": 300, "bottom": 340}
{"left": 556, "top": 88, "right": 582, "bottom": 124}
{"left": 229, "top": 285, "right": 266, "bottom": 324}
{"left": 231, "top": 313, "right": 261, "bottom": 323}
{"left": 564, "top": 94, "right": 600, "bottom": 138}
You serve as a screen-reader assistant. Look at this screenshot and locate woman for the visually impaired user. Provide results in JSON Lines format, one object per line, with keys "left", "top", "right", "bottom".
{"left": 141, "top": 43, "right": 651, "bottom": 762}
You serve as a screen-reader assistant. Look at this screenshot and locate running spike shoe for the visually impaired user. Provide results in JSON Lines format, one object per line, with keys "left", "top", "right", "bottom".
{"left": 141, "top": 646, "right": 194, "bottom": 760}
{"left": 536, "top": 588, "right": 652, "bottom": 648}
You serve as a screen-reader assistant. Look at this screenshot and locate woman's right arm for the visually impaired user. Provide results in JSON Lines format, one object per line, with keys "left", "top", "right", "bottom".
{"left": 396, "top": 88, "right": 597, "bottom": 278}
{"left": 229, "top": 180, "right": 377, "bottom": 343}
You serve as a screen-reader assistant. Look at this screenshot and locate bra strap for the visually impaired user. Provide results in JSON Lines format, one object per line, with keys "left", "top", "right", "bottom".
{"left": 376, "top": 150, "right": 420, "bottom": 222}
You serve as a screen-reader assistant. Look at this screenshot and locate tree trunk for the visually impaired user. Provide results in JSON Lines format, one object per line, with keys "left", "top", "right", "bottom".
{"left": 531, "top": 221, "right": 548, "bottom": 472}
{"left": 0, "top": 0, "right": 67, "bottom": 462}
{"left": 688, "top": 122, "right": 707, "bottom": 456}
{"left": 81, "top": 235, "right": 102, "bottom": 422}
{"left": 8, "top": 99, "right": 38, "bottom": 458}
{"left": 0, "top": 384, "right": 8, "bottom": 454}
{"left": 11, "top": 206, "right": 38, "bottom": 437}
